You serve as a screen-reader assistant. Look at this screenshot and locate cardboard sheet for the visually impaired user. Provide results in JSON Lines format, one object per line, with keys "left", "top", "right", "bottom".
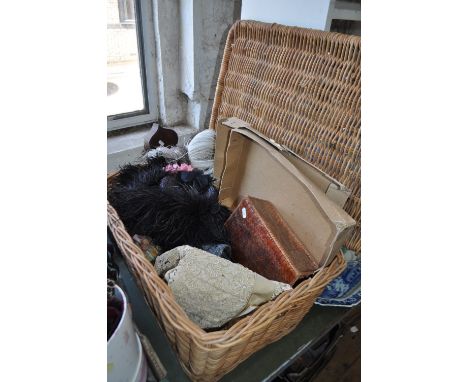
{"left": 217, "top": 126, "right": 356, "bottom": 268}
{"left": 215, "top": 117, "right": 351, "bottom": 208}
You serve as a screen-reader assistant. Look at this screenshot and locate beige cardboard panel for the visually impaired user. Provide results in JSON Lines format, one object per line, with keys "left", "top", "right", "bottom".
{"left": 282, "top": 152, "right": 352, "bottom": 207}
{"left": 284, "top": 152, "right": 331, "bottom": 192}
{"left": 219, "top": 129, "right": 355, "bottom": 267}
{"left": 219, "top": 131, "right": 248, "bottom": 208}
{"left": 213, "top": 123, "right": 232, "bottom": 185}
{"left": 326, "top": 185, "right": 352, "bottom": 210}
{"left": 220, "top": 117, "right": 351, "bottom": 208}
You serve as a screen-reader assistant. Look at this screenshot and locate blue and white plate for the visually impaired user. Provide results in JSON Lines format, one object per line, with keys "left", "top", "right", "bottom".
{"left": 316, "top": 248, "right": 361, "bottom": 307}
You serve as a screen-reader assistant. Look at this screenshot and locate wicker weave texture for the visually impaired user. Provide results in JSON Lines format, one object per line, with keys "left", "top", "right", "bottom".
{"left": 210, "top": 21, "right": 361, "bottom": 253}
{"left": 107, "top": 20, "right": 359, "bottom": 381}
{"left": 108, "top": 201, "right": 344, "bottom": 381}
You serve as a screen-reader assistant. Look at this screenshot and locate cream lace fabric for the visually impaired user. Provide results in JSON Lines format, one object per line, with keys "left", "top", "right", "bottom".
{"left": 155, "top": 246, "right": 291, "bottom": 329}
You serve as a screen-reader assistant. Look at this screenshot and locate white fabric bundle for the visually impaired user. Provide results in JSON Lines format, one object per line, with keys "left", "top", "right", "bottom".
{"left": 187, "top": 129, "right": 216, "bottom": 174}
{"left": 155, "top": 246, "right": 291, "bottom": 329}
{"left": 146, "top": 145, "right": 187, "bottom": 162}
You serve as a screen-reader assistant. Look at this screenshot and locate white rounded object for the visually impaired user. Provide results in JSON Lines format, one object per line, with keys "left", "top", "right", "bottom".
{"left": 187, "top": 129, "right": 216, "bottom": 172}
{"left": 107, "top": 285, "right": 147, "bottom": 382}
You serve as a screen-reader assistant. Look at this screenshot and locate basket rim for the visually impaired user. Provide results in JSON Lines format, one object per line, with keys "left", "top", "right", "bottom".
{"left": 107, "top": 193, "right": 346, "bottom": 348}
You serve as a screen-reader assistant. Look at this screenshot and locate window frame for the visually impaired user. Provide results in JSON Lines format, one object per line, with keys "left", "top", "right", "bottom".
{"left": 118, "top": 0, "right": 136, "bottom": 25}
{"left": 107, "top": 0, "right": 159, "bottom": 132}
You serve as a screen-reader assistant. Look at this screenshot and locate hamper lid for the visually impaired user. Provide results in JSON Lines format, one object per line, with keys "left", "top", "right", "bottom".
{"left": 209, "top": 20, "right": 361, "bottom": 252}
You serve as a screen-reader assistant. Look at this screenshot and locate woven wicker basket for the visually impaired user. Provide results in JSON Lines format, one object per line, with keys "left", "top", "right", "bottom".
{"left": 107, "top": 20, "right": 360, "bottom": 382}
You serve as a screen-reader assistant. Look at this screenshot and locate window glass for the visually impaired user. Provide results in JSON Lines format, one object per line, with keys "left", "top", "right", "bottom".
{"left": 107, "top": 0, "right": 144, "bottom": 116}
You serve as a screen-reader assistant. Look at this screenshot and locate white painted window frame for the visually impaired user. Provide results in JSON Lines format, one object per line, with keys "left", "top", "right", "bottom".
{"left": 107, "top": 0, "right": 159, "bottom": 132}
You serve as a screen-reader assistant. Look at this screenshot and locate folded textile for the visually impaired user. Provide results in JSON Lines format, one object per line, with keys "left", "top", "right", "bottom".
{"left": 146, "top": 145, "right": 188, "bottom": 162}
{"left": 155, "top": 245, "right": 291, "bottom": 329}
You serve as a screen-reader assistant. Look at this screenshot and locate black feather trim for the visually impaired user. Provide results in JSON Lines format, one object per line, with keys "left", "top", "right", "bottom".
{"left": 108, "top": 159, "right": 230, "bottom": 251}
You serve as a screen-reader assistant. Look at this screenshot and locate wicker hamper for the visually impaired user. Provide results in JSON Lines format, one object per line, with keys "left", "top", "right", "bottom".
{"left": 107, "top": 20, "right": 360, "bottom": 381}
